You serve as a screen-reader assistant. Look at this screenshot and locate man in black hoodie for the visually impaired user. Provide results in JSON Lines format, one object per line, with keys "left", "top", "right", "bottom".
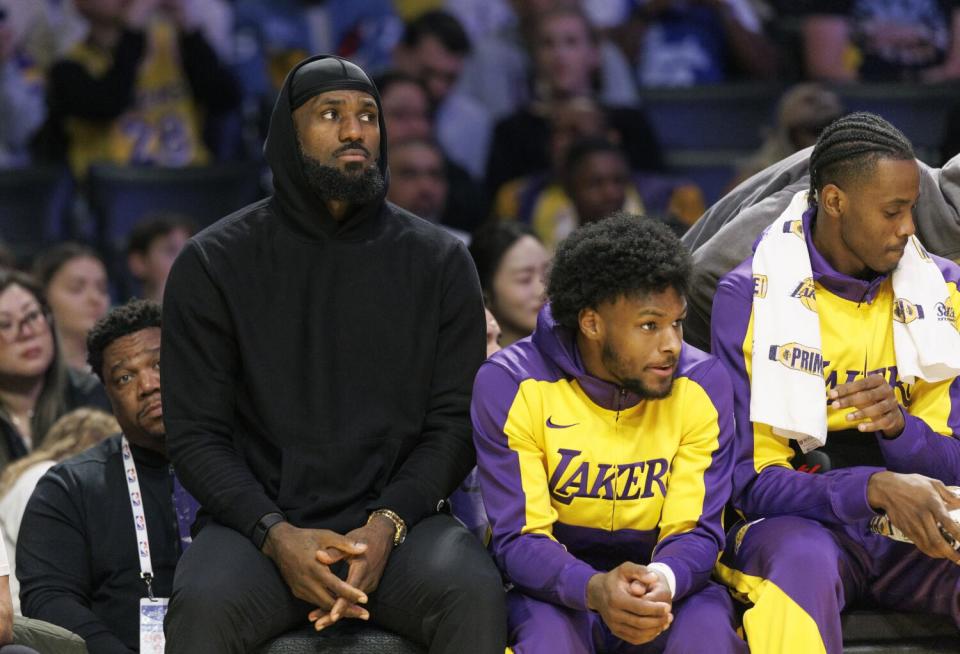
{"left": 159, "top": 55, "right": 506, "bottom": 652}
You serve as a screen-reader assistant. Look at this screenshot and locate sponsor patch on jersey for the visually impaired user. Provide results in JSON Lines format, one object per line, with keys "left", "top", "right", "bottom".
{"left": 789, "top": 277, "right": 817, "bottom": 312}
{"left": 937, "top": 298, "right": 958, "bottom": 327}
{"left": 893, "top": 298, "right": 924, "bottom": 324}
{"left": 768, "top": 342, "right": 824, "bottom": 376}
{"left": 752, "top": 274, "right": 768, "bottom": 298}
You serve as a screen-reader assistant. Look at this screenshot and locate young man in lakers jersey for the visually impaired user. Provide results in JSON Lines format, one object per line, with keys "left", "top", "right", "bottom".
{"left": 473, "top": 214, "right": 747, "bottom": 653}
{"left": 712, "top": 112, "right": 960, "bottom": 654}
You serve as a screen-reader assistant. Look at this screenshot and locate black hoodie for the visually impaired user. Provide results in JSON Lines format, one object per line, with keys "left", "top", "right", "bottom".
{"left": 160, "top": 55, "right": 485, "bottom": 538}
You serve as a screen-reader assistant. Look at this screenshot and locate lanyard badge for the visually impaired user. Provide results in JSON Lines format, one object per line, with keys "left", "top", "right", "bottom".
{"left": 122, "top": 437, "right": 169, "bottom": 653}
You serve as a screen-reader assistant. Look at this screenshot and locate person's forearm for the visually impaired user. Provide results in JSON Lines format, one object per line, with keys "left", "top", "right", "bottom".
{"left": 48, "top": 30, "right": 146, "bottom": 120}
{"left": 880, "top": 411, "right": 960, "bottom": 485}
{"left": 23, "top": 594, "right": 131, "bottom": 653}
{"left": 179, "top": 30, "right": 241, "bottom": 114}
{"left": 738, "top": 465, "right": 881, "bottom": 524}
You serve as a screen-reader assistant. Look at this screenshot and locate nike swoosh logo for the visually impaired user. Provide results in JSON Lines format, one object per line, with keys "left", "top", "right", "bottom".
{"left": 546, "top": 416, "right": 578, "bottom": 429}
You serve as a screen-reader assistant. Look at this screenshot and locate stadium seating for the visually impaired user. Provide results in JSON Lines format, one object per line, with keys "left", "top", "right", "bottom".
{"left": 0, "top": 166, "right": 75, "bottom": 265}
{"left": 640, "top": 83, "right": 960, "bottom": 205}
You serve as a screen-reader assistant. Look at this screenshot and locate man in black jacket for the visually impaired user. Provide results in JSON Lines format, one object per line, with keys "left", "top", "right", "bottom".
{"left": 160, "top": 55, "right": 506, "bottom": 653}
{"left": 18, "top": 300, "right": 197, "bottom": 654}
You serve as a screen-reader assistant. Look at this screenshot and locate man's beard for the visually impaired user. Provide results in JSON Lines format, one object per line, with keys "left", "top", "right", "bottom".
{"left": 601, "top": 341, "right": 674, "bottom": 400}
{"left": 298, "top": 144, "right": 386, "bottom": 206}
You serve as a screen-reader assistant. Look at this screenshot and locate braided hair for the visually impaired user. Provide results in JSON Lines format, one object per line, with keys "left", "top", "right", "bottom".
{"left": 808, "top": 112, "right": 914, "bottom": 204}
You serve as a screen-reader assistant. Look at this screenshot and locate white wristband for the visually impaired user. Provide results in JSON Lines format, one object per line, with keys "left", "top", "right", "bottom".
{"left": 646, "top": 562, "right": 676, "bottom": 599}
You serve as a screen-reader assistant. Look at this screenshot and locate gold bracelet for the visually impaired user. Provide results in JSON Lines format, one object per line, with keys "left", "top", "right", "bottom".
{"left": 368, "top": 508, "right": 407, "bottom": 546}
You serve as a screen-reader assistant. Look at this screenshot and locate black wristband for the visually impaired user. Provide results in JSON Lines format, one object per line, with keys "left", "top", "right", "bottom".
{"left": 251, "top": 512, "right": 286, "bottom": 550}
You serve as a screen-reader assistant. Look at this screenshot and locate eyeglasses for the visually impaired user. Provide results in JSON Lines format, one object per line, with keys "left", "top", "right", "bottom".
{"left": 0, "top": 308, "right": 49, "bottom": 343}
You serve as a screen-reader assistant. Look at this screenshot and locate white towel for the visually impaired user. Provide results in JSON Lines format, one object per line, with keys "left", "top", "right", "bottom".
{"left": 892, "top": 237, "right": 960, "bottom": 384}
{"left": 750, "top": 191, "right": 960, "bottom": 453}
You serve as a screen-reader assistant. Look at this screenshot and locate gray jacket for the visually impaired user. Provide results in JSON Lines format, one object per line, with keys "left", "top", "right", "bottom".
{"left": 681, "top": 147, "right": 960, "bottom": 350}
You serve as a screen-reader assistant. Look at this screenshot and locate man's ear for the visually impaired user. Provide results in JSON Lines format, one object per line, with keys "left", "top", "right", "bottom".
{"left": 578, "top": 307, "right": 602, "bottom": 343}
{"left": 819, "top": 183, "right": 845, "bottom": 219}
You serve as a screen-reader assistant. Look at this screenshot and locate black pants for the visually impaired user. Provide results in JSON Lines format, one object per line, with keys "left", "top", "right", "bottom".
{"left": 164, "top": 514, "right": 507, "bottom": 653}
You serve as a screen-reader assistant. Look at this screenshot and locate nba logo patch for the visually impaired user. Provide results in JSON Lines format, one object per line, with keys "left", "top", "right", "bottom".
{"left": 782, "top": 220, "right": 804, "bottom": 239}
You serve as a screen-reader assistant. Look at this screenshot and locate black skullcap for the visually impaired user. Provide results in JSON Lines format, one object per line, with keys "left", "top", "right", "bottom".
{"left": 290, "top": 57, "right": 378, "bottom": 111}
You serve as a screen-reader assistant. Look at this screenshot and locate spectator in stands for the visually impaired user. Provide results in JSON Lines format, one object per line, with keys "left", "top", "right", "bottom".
{"left": 32, "top": 243, "right": 110, "bottom": 374}
{"left": 0, "top": 408, "right": 117, "bottom": 615}
{"left": 18, "top": 299, "right": 198, "bottom": 654}
{"left": 458, "top": 0, "right": 639, "bottom": 121}
{"left": 469, "top": 222, "right": 549, "bottom": 347}
{"left": 37, "top": 0, "right": 241, "bottom": 176}
{"left": 126, "top": 214, "right": 196, "bottom": 304}
{"left": 0, "top": 270, "right": 107, "bottom": 469}
{"left": 376, "top": 70, "right": 487, "bottom": 231}
{"left": 485, "top": 6, "right": 662, "bottom": 195}
{"left": 160, "top": 54, "right": 506, "bottom": 653}
{"left": 393, "top": 9, "right": 492, "bottom": 179}
{"left": 731, "top": 82, "right": 844, "bottom": 188}
{"left": 800, "top": 0, "right": 960, "bottom": 82}
{"left": 625, "top": 0, "right": 777, "bottom": 86}
{"left": 494, "top": 135, "right": 641, "bottom": 250}
{"left": 387, "top": 138, "right": 471, "bottom": 242}
{"left": 495, "top": 111, "right": 700, "bottom": 249}
{"left": 712, "top": 113, "right": 960, "bottom": 653}
{"left": 472, "top": 215, "right": 746, "bottom": 653}
{"left": 376, "top": 70, "right": 432, "bottom": 143}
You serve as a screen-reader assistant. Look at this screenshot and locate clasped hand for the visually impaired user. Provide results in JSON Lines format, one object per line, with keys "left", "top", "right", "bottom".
{"left": 587, "top": 563, "right": 673, "bottom": 645}
{"left": 262, "top": 519, "right": 395, "bottom": 631}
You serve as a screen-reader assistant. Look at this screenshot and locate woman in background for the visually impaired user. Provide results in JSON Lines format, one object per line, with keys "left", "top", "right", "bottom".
{"left": 0, "top": 270, "right": 107, "bottom": 467}
{"left": 32, "top": 244, "right": 110, "bottom": 374}
{"left": 469, "top": 222, "right": 550, "bottom": 348}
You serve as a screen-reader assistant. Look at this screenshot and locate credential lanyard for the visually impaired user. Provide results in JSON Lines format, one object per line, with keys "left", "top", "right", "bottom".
{"left": 122, "top": 436, "right": 156, "bottom": 600}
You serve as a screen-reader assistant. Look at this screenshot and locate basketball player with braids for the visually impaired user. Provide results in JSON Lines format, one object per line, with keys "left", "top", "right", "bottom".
{"left": 711, "top": 112, "right": 960, "bottom": 653}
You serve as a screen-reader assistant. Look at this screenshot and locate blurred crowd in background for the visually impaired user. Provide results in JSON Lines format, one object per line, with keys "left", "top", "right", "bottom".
{"left": 3, "top": 0, "right": 960, "bottom": 351}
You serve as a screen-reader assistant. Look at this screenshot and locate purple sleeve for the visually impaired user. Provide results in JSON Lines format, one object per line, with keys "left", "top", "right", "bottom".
{"left": 471, "top": 362, "right": 600, "bottom": 611}
{"left": 651, "top": 358, "right": 735, "bottom": 601}
{"left": 878, "top": 257, "right": 960, "bottom": 484}
{"left": 711, "top": 270, "right": 881, "bottom": 524}
{"left": 878, "top": 383, "right": 960, "bottom": 485}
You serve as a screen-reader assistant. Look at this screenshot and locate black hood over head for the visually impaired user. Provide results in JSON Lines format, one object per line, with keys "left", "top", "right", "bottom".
{"left": 264, "top": 54, "right": 390, "bottom": 240}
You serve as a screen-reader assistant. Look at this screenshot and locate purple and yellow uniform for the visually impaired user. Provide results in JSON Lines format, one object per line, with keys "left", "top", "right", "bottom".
{"left": 711, "top": 207, "right": 960, "bottom": 654}
{"left": 62, "top": 20, "right": 210, "bottom": 176}
{"left": 472, "top": 306, "right": 746, "bottom": 653}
